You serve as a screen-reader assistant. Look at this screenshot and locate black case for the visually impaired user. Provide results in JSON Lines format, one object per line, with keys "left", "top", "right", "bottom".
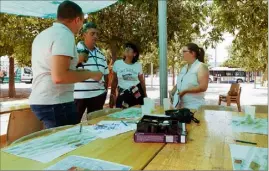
{"left": 134, "top": 115, "right": 187, "bottom": 143}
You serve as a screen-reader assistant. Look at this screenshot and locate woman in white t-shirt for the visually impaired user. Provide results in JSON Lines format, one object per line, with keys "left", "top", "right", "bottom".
{"left": 109, "top": 43, "right": 147, "bottom": 108}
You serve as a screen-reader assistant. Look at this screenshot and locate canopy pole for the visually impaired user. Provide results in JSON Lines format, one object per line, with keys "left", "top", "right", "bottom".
{"left": 158, "top": 0, "right": 168, "bottom": 105}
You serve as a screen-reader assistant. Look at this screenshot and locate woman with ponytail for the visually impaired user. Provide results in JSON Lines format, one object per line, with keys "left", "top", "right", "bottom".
{"left": 169, "top": 43, "right": 209, "bottom": 110}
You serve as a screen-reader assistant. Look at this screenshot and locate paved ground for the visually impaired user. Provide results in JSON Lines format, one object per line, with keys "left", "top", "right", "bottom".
{"left": 0, "top": 78, "right": 267, "bottom": 136}
{"left": 0, "top": 77, "right": 267, "bottom": 108}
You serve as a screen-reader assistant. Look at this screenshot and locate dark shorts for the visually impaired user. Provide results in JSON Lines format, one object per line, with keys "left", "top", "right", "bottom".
{"left": 116, "top": 84, "right": 145, "bottom": 108}
{"left": 30, "top": 102, "right": 79, "bottom": 129}
{"left": 75, "top": 92, "right": 107, "bottom": 121}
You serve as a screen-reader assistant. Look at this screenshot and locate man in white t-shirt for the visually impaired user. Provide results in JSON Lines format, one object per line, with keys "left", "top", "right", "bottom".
{"left": 29, "top": 1, "right": 102, "bottom": 129}
{"left": 74, "top": 22, "right": 109, "bottom": 121}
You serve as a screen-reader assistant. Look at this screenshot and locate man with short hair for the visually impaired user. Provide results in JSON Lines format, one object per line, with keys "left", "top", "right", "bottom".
{"left": 74, "top": 22, "right": 109, "bottom": 121}
{"left": 29, "top": 1, "right": 102, "bottom": 128}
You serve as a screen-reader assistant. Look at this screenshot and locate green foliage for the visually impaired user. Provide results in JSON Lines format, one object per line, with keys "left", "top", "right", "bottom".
{"left": 83, "top": 0, "right": 208, "bottom": 71}
{"left": 0, "top": 13, "right": 53, "bottom": 66}
{"left": 208, "top": 0, "right": 268, "bottom": 73}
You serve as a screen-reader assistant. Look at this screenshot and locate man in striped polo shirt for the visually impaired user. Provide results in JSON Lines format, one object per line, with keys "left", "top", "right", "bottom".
{"left": 74, "top": 22, "right": 109, "bottom": 121}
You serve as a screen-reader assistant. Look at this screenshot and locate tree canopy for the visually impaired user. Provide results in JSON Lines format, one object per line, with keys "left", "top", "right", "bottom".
{"left": 208, "top": 0, "right": 268, "bottom": 72}
{"left": 0, "top": 0, "right": 268, "bottom": 95}
{"left": 0, "top": 13, "right": 53, "bottom": 66}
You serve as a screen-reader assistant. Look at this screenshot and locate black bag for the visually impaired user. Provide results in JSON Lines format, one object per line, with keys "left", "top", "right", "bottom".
{"left": 165, "top": 108, "right": 200, "bottom": 124}
{"left": 136, "top": 115, "right": 182, "bottom": 134}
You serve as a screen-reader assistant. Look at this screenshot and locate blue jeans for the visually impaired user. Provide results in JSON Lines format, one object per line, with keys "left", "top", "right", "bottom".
{"left": 30, "top": 102, "right": 79, "bottom": 129}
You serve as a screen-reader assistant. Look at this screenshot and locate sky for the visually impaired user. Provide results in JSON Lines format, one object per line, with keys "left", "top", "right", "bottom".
{"left": 206, "top": 33, "right": 235, "bottom": 67}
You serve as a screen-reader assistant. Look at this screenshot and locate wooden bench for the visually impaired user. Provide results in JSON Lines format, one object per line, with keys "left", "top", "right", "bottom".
{"left": 0, "top": 106, "right": 43, "bottom": 147}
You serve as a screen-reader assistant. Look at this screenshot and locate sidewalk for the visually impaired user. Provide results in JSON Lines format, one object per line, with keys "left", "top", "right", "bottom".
{"left": 0, "top": 82, "right": 267, "bottom": 145}
{"left": 0, "top": 82, "right": 268, "bottom": 108}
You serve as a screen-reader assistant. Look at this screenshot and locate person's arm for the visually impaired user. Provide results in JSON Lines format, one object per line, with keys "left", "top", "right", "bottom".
{"left": 137, "top": 63, "right": 147, "bottom": 97}
{"left": 169, "top": 85, "right": 177, "bottom": 102}
{"left": 170, "top": 85, "right": 177, "bottom": 95}
{"left": 138, "top": 74, "right": 147, "bottom": 97}
{"left": 103, "top": 57, "right": 110, "bottom": 90}
{"left": 51, "top": 36, "right": 102, "bottom": 84}
{"left": 51, "top": 55, "right": 102, "bottom": 84}
{"left": 178, "top": 64, "right": 209, "bottom": 97}
{"left": 109, "top": 72, "right": 118, "bottom": 108}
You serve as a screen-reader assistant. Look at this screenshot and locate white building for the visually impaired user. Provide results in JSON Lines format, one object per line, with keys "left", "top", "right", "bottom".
{"left": 0, "top": 55, "right": 19, "bottom": 76}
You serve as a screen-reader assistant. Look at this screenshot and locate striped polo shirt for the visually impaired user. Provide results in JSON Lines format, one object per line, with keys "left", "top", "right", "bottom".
{"left": 74, "top": 41, "right": 109, "bottom": 99}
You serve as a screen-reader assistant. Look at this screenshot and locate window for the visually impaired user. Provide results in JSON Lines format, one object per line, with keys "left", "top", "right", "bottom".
{"left": 235, "top": 71, "right": 246, "bottom": 77}
{"left": 24, "top": 68, "right": 32, "bottom": 74}
{"left": 226, "top": 71, "right": 233, "bottom": 76}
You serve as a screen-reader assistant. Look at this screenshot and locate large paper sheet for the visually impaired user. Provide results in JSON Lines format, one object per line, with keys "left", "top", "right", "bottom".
{"left": 85, "top": 121, "right": 137, "bottom": 138}
{"left": 108, "top": 108, "right": 142, "bottom": 119}
{"left": 231, "top": 116, "right": 268, "bottom": 135}
{"left": 3, "top": 121, "right": 136, "bottom": 163}
{"left": 2, "top": 126, "right": 98, "bottom": 163}
{"left": 229, "top": 144, "right": 268, "bottom": 170}
{"left": 45, "top": 155, "right": 132, "bottom": 170}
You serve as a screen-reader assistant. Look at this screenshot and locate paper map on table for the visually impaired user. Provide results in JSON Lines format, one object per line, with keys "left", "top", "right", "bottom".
{"left": 230, "top": 144, "right": 268, "bottom": 170}
{"left": 45, "top": 155, "right": 132, "bottom": 170}
{"left": 108, "top": 108, "right": 142, "bottom": 119}
{"left": 231, "top": 116, "right": 268, "bottom": 135}
{"left": 2, "top": 126, "right": 98, "bottom": 163}
{"left": 85, "top": 121, "right": 137, "bottom": 138}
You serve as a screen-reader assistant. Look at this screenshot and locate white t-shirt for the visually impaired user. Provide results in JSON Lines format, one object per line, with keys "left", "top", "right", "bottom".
{"left": 29, "top": 22, "right": 78, "bottom": 105}
{"left": 74, "top": 42, "right": 109, "bottom": 99}
{"left": 113, "top": 59, "right": 143, "bottom": 90}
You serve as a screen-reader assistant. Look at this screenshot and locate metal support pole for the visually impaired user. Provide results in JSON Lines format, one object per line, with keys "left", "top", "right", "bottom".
{"left": 158, "top": 0, "right": 168, "bottom": 105}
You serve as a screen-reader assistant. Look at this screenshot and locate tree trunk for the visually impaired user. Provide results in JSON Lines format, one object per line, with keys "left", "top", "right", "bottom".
{"left": 109, "top": 39, "right": 119, "bottom": 64}
{"left": 151, "top": 63, "right": 153, "bottom": 88}
{"left": 262, "top": 64, "right": 268, "bottom": 87}
{"left": 254, "top": 71, "right": 257, "bottom": 89}
{"left": 8, "top": 57, "right": 16, "bottom": 98}
{"left": 108, "top": 40, "right": 119, "bottom": 88}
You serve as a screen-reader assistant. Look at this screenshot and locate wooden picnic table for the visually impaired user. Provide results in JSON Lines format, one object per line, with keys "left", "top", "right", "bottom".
{"left": 0, "top": 112, "right": 165, "bottom": 170}
{"left": 144, "top": 110, "right": 268, "bottom": 170}
{"left": 0, "top": 107, "right": 267, "bottom": 170}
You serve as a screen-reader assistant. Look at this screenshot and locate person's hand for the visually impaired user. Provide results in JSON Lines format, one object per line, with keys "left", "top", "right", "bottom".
{"left": 178, "top": 90, "right": 186, "bottom": 99}
{"left": 67, "top": 167, "right": 78, "bottom": 171}
{"left": 90, "top": 71, "right": 103, "bottom": 81}
{"left": 78, "top": 52, "right": 88, "bottom": 63}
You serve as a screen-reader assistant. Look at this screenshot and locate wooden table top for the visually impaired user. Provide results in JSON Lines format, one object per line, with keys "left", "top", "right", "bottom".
{"left": 1, "top": 107, "right": 267, "bottom": 170}
{"left": 0, "top": 114, "right": 165, "bottom": 170}
{"left": 144, "top": 110, "right": 268, "bottom": 170}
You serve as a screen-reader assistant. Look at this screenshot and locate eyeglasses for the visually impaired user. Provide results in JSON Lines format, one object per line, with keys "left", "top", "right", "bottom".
{"left": 125, "top": 47, "right": 134, "bottom": 52}
{"left": 182, "top": 50, "right": 190, "bottom": 53}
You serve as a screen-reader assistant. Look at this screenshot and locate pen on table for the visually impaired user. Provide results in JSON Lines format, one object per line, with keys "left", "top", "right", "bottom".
{"left": 79, "top": 123, "right": 82, "bottom": 133}
{"left": 121, "top": 120, "right": 128, "bottom": 126}
{"left": 235, "top": 139, "right": 257, "bottom": 145}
